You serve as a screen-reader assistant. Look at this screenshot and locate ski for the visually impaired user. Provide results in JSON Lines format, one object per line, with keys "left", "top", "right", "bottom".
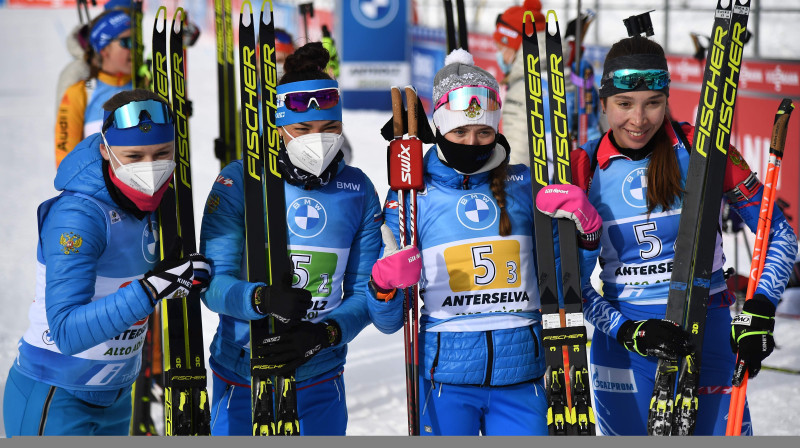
{"left": 151, "top": 7, "right": 211, "bottom": 436}
{"left": 524, "top": 10, "right": 594, "bottom": 436}
{"left": 259, "top": 1, "right": 300, "bottom": 435}
{"left": 648, "top": 0, "right": 750, "bottom": 436}
{"left": 388, "top": 86, "right": 424, "bottom": 435}
{"left": 240, "top": 0, "right": 298, "bottom": 436}
{"left": 214, "top": 0, "right": 239, "bottom": 167}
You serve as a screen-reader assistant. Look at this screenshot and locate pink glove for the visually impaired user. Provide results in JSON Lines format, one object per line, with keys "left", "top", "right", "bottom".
{"left": 536, "top": 184, "right": 602, "bottom": 248}
{"left": 371, "top": 224, "right": 422, "bottom": 291}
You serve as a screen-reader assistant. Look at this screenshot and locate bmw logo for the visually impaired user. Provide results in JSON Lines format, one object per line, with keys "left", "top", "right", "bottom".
{"left": 288, "top": 197, "right": 328, "bottom": 238}
{"left": 622, "top": 167, "right": 648, "bottom": 208}
{"left": 142, "top": 222, "right": 159, "bottom": 263}
{"left": 351, "top": 0, "right": 399, "bottom": 29}
{"left": 456, "top": 193, "right": 497, "bottom": 231}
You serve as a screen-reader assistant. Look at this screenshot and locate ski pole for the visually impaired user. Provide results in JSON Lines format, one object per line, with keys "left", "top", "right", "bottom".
{"left": 443, "top": 0, "right": 457, "bottom": 53}
{"left": 388, "top": 86, "right": 424, "bottom": 435}
{"left": 455, "top": 0, "right": 469, "bottom": 51}
{"left": 726, "top": 98, "right": 794, "bottom": 436}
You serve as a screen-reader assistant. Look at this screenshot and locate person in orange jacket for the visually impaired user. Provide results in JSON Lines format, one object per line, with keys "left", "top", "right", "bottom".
{"left": 55, "top": 7, "right": 132, "bottom": 167}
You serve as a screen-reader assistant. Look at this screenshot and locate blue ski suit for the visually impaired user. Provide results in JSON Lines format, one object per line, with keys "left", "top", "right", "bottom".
{"left": 4, "top": 134, "right": 159, "bottom": 436}
{"left": 368, "top": 147, "right": 549, "bottom": 435}
{"left": 199, "top": 158, "right": 382, "bottom": 435}
{"left": 573, "top": 120, "right": 798, "bottom": 435}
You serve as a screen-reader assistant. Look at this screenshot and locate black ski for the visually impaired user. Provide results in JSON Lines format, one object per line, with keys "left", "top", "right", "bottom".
{"left": 524, "top": 10, "right": 594, "bottom": 436}
{"left": 648, "top": 0, "right": 750, "bottom": 436}
{"left": 239, "top": 0, "right": 298, "bottom": 436}
{"left": 151, "top": 7, "right": 211, "bottom": 436}
{"left": 214, "top": 0, "right": 239, "bottom": 166}
{"left": 259, "top": 0, "right": 299, "bottom": 435}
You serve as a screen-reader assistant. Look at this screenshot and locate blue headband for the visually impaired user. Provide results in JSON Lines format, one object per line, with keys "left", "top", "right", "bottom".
{"left": 102, "top": 109, "right": 174, "bottom": 147}
{"left": 90, "top": 10, "right": 131, "bottom": 52}
{"left": 276, "top": 79, "right": 343, "bottom": 127}
{"left": 104, "top": 0, "right": 131, "bottom": 10}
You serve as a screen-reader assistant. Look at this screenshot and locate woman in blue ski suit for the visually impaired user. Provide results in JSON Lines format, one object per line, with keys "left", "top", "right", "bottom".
{"left": 570, "top": 36, "right": 798, "bottom": 435}
{"left": 367, "top": 49, "right": 572, "bottom": 436}
{"left": 199, "top": 42, "right": 382, "bottom": 436}
{"left": 3, "top": 89, "right": 209, "bottom": 436}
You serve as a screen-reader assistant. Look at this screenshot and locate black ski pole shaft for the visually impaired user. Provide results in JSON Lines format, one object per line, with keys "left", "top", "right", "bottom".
{"left": 455, "top": 0, "right": 468, "bottom": 51}
{"left": 443, "top": 0, "right": 457, "bottom": 52}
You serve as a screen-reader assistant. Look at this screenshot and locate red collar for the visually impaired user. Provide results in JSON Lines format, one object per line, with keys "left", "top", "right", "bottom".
{"left": 595, "top": 119, "right": 685, "bottom": 169}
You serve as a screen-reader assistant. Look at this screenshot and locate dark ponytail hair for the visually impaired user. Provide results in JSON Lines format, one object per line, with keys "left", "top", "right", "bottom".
{"left": 602, "top": 36, "right": 682, "bottom": 214}
{"left": 279, "top": 41, "right": 332, "bottom": 85}
{"left": 490, "top": 162, "right": 511, "bottom": 236}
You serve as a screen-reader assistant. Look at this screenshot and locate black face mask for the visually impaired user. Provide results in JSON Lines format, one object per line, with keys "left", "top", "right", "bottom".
{"left": 435, "top": 130, "right": 497, "bottom": 174}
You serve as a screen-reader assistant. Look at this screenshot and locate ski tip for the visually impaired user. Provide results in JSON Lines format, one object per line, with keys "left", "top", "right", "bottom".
{"left": 545, "top": 10, "right": 559, "bottom": 35}
{"left": 522, "top": 11, "right": 538, "bottom": 35}
{"left": 240, "top": 0, "right": 253, "bottom": 15}
{"left": 155, "top": 5, "right": 167, "bottom": 22}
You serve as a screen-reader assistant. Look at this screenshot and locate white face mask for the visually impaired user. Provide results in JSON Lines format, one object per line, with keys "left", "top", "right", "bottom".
{"left": 283, "top": 127, "right": 344, "bottom": 177}
{"left": 103, "top": 136, "right": 176, "bottom": 196}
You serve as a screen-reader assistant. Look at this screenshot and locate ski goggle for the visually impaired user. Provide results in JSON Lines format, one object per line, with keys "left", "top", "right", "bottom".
{"left": 115, "top": 36, "right": 132, "bottom": 50}
{"left": 102, "top": 99, "right": 173, "bottom": 134}
{"left": 601, "top": 69, "right": 670, "bottom": 91}
{"left": 277, "top": 88, "right": 341, "bottom": 113}
{"left": 435, "top": 85, "right": 501, "bottom": 112}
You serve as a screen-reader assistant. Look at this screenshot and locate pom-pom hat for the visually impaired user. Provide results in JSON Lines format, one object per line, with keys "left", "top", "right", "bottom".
{"left": 432, "top": 49, "right": 502, "bottom": 136}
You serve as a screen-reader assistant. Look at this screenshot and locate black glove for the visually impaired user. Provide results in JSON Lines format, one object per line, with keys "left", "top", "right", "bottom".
{"left": 252, "top": 320, "right": 341, "bottom": 375}
{"left": 380, "top": 94, "right": 435, "bottom": 144}
{"left": 140, "top": 256, "right": 194, "bottom": 305}
{"left": 731, "top": 294, "right": 776, "bottom": 383}
{"left": 251, "top": 273, "right": 313, "bottom": 325}
{"left": 188, "top": 253, "right": 212, "bottom": 293}
{"left": 617, "top": 319, "right": 693, "bottom": 360}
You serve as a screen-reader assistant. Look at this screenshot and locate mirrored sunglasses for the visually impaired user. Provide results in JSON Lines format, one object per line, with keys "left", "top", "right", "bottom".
{"left": 102, "top": 99, "right": 173, "bottom": 134}
{"left": 277, "top": 88, "right": 340, "bottom": 113}
{"left": 435, "top": 85, "right": 502, "bottom": 112}
{"left": 116, "top": 36, "right": 132, "bottom": 50}
{"left": 603, "top": 69, "right": 670, "bottom": 91}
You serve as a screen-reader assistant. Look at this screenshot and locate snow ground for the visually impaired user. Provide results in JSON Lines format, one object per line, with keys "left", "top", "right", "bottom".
{"left": 0, "top": 6, "right": 798, "bottom": 437}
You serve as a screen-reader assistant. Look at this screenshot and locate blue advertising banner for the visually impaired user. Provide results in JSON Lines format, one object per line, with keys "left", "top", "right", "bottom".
{"left": 338, "top": 0, "right": 410, "bottom": 110}
{"left": 410, "top": 26, "right": 447, "bottom": 116}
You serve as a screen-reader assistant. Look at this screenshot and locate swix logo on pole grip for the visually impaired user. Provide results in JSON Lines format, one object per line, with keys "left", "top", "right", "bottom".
{"left": 388, "top": 139, "right": 424, "bottom": 191}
